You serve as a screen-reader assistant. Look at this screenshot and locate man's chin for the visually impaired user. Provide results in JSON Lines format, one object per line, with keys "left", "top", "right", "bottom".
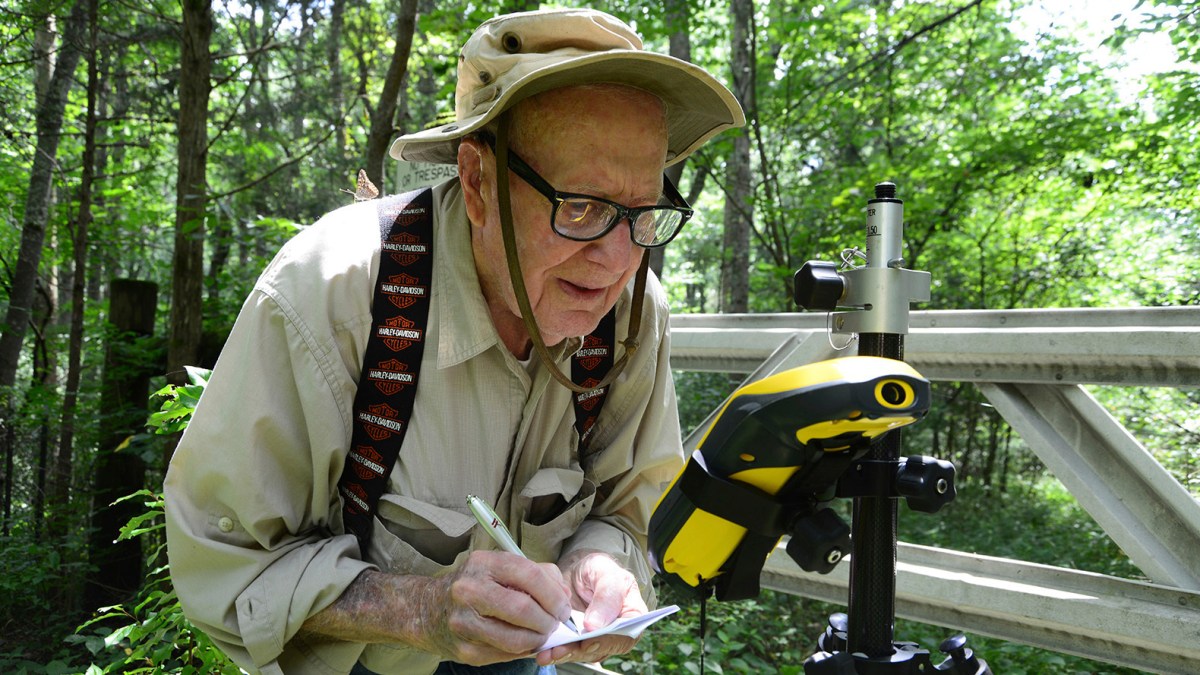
{"left": 540, "top": 310, "right": 608, "bottom": 344}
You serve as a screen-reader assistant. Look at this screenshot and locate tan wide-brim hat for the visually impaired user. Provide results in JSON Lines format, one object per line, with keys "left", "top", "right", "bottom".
{"left": 389, "top": 8, "right": 745, "bottom": 167}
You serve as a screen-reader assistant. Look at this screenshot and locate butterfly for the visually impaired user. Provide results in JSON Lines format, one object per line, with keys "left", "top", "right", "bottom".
{"left": 343, "top": 169, "right": 380, "bottom": 201}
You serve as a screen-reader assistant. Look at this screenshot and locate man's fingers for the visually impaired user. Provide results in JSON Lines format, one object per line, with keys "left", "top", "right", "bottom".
{"left": 581, "top": 567, "right": 644, "bottom": 630}
{"left": 445, "top": 550, "right": 572, "bottom": 657}
{"left": 536, "top": 561, "right": 573, "bottom": 604}
{"left": 482, "top": 554, "right": 572, "bottom": 624}
{"left": 446, "top": 601, "right": 549, "bottom": 657}
{"left": 466, "top": 579, "right": 561, "bottom": 635}
{"left": 536, "top": 634, "right": 640, "bottom": 667}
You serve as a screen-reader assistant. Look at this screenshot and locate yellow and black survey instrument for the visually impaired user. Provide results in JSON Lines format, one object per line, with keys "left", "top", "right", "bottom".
{"left": 648, "top": 356, "right": 931, "bottom": 600}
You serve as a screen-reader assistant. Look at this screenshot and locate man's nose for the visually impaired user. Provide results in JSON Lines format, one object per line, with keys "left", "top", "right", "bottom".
{"left": 586, "top": 218, "right": 636, "bottom": 267}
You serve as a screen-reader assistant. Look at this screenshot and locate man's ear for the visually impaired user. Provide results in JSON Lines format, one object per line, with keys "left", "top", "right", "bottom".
{"left": 458, "top": 136, "right": 492, "bottom": 227}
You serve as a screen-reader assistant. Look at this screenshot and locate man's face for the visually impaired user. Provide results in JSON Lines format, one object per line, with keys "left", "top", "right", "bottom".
{"left": 469, "top": 85, "right": 669, "bottom": 356}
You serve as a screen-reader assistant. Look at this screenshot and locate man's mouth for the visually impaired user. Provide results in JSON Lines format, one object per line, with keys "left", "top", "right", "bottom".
{"left": 560, "top": 279, "right": 608, "bottom": 300}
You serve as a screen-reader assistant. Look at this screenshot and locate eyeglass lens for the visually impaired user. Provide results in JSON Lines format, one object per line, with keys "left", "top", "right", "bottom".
{"left": 554, "top": 198, "right": 683, "bottom": 246}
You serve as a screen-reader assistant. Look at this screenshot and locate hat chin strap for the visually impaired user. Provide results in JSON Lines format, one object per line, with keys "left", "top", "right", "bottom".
{"left": 494, "top": 111, "right": 648, "bottom": 394}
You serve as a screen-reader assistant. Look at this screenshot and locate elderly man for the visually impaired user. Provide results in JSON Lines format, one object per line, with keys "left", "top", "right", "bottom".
{"left": 164, "top": 8, "right": 743, "bottom": 675}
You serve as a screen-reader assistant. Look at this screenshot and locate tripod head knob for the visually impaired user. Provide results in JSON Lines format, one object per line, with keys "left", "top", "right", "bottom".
{"left": 938, "top": 633, "right": 986, "bottom": 673}
{"left": 816, "top": 612, "right": 849, "bottom": 654}
{"left": 786, "top": 508, "right": 850, "bottom": 574}
{"left": 896, "top": 455, "right": 957, "bottom": 513}
{"left": 794, "top": 260, "right": 845, "bottom": 311}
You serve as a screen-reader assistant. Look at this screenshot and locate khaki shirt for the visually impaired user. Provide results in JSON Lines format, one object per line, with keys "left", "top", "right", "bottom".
{"left": 163, "top": 181, "right": 685, "bottom": 675}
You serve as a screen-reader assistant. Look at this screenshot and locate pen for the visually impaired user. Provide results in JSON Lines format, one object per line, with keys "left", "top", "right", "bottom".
{"left": 466, "top": 494, "right": 580, "bottom": 633}
{"left": 466, "top": 493, "right": 523, "bottom": 556}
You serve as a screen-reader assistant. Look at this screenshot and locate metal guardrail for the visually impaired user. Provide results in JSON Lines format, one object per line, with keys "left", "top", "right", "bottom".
{"left": 760, "top": 542, "right": 1200, "bottom": 674}
{"left": 670, "top": 306, "right": 1200, "bottom": 386}
{"left": 668, "top": 306, "right": 1200, "bottom": 674}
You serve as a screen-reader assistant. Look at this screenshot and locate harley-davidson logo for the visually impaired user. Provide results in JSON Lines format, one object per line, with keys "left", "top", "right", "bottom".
{"left": 377, "top": 315, "right": 422, "bottom": 351}
{"left": 381, "top": 273, "right": 426, "bottom": 310}
{"left": 358, "top": 402, "right": 403, "bottom": 440}
{"left": 383, "top": 232, "right": 429, "bottom": 266}
{"left": 341, "top": 482, "right": 370, "bottom": 514}
{"left": 575, "top": 346, "right": 608, "bottom": 371}
{"left": 575, "top": 380, "right": 606, "bottom": 411}
{"left": 349, "top": 445, "right": 386, "bottom": 480}
{"left": 578, "top": 415, "right": 598, "bottom": 441}
{"left": 391, "top": 205, "right": 427, "bottom": 228}
{"left": 368, "top": 359, "right": 415, "bottom": 395}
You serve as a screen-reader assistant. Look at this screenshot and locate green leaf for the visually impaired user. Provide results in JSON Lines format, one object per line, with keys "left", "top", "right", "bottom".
{"left": 103, "top": 624, "right": 135, "bottom": 648}
{"left": 111, "top": 489, "right": 162, "bottom": 508}
{"left": 185, "top": 365, "right": 213, "bottom": 386}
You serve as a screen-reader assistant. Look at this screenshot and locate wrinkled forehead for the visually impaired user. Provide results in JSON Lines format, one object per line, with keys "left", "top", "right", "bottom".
{"left": 505, "top": 84, "right": 668, "bottom": 149}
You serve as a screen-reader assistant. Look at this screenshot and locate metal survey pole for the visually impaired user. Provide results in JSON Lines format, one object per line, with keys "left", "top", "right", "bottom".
{"left": 795, "top": 182, "right": 989, "bottom": 673}
{"left": 847, "top": 182, "right": 908, "bottom": 655}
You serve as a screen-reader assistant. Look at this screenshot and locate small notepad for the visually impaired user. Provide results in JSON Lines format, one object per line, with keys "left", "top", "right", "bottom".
{"left": 539, "top": 604, "right": 680, "bottom": 650}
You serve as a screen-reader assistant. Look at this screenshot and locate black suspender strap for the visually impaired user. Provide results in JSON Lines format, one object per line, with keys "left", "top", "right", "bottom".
{"left": 571, "top": 309, "right": 615, "bottom": 444}
{"left": 338, "top": 187, "right": 618, "bottom": 554}
{"left": 339, "top": 188, "right": 435, "bottom": 552}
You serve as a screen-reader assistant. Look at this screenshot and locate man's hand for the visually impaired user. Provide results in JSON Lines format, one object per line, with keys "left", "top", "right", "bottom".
{"left": 303, "top": 550, "right": 573, "bottom": 666}
{"left": 537, "top": 551, "right": 647, "bottom": 667}
{"left": 422, "top": 550, "right": 574, "bottom": 665}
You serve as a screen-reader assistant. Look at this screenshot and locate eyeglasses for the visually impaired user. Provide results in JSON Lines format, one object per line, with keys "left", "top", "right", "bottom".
{"left": 479, "top": 133, "right": 693, "bottom": 248}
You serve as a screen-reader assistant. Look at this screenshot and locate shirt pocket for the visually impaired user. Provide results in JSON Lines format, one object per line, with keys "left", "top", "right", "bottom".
{"left": 370, "top": 494, "right": 475, "bottom": 574}
{"left": 517, "top": 467, "right": 597, "bottom": 562}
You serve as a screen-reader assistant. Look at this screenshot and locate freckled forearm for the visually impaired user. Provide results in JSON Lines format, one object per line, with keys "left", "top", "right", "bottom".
{"left": 300, "top": 569, "right": 443, "bottom": 650}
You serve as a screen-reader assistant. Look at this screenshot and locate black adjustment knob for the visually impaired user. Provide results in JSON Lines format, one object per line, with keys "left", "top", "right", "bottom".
{"left": 896, "top": 455, "right": 957, "bottom": 513}
{"left": 816, "top": 612, "right": 849, "bottom": 656}
{"left": 940, "top": 633, "right": 967, "bottom": 657}
{"left": 939, "top": 633, "right": 982, "bottom": 673}
{"left": 828, "top": 612, "right": 849, "bottom": 634}
{"left": 794, "top": 261, "right": 845, "bottom": 310}
{"left": 786, "top": 508, "right": 851, "bottom": 574}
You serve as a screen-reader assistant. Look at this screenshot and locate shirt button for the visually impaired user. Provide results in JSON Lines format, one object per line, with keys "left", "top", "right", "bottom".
{"left": 217, "top": 516, "right": 235, "bottom": 533}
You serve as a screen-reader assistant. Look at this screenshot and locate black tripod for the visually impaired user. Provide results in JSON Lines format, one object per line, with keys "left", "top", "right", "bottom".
{"left": 793, "top": 182, "right": 990, "bottom": 674}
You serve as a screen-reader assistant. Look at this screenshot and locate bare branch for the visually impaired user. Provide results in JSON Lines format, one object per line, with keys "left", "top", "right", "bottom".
{"left": 786, "top": 0, "right": 987, "bottom": 116}
{"left": 208, "top": 123, "right": 339, "bottom": 201}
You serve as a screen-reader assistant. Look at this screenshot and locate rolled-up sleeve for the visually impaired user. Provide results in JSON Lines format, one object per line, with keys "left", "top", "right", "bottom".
{"left": 164, "top": 281, "right": 372, "bottom": 672}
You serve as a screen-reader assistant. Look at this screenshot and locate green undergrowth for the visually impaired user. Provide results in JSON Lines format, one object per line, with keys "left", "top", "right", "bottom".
{"left": 899, "top": 477, "right": 1143, "bottom": 579}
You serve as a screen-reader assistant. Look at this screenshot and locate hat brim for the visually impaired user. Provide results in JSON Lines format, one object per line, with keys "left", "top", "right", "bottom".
{"left": 389, "top": 50, "right": 745, "bottom": 166}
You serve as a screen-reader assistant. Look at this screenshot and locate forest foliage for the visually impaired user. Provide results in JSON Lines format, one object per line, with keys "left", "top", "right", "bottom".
{"left": 0, "top": 0, "right": 1197, "bottom": 672}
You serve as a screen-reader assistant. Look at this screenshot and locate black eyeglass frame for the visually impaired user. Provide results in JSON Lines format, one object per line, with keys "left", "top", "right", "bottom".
{"left": 478, "top": 132, "right": 694, "bottom": 248}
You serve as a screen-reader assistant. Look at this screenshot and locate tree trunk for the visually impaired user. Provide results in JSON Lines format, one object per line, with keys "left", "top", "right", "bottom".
{"left": 31, "top": 279, "right": 56, "bottom": 536}
{"left": 84, "top": 279, "right": 157, "bottom": 610}
{"left": 167, "top": 0, "right": 213, "bottom": 395}
{"left": 656, "top": 0, "right": 694, "bottom": 279}
{"left": 982, "top": 413, "right": 1000, "bottom": 486}
{"left": 998, "top": 426, "right": 1013, "bottom": 494}
{"left": 209, "top": 0, "right": 272, "bottom": 304}
{"left": 0, "top": 0, "right": 87, "bottom": 483}
{"left": 33, "top": 12, "right": 57, "bottom": 102}
{"left": 720, "top": 0, "right": 753, "bottom": 314}
{"left": 23, "top": 10, "right": 68, "bottom": 541}
{"left": 3, "top": 424, "right": 13, "bottom": 536}
{"left": 958, "top": 392, "right": 979, "bottom": 479}
{"left": 52, "top": 0, "right": 101, "bottom": 540}
{"left": 292, "top": 0, "right": 311, "bottom": 142}
{"left": 329, "top": 0, "right": 346, "bottom": 160}
{"left": 364, "top": 0, "right": 419, "bottom": 191}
